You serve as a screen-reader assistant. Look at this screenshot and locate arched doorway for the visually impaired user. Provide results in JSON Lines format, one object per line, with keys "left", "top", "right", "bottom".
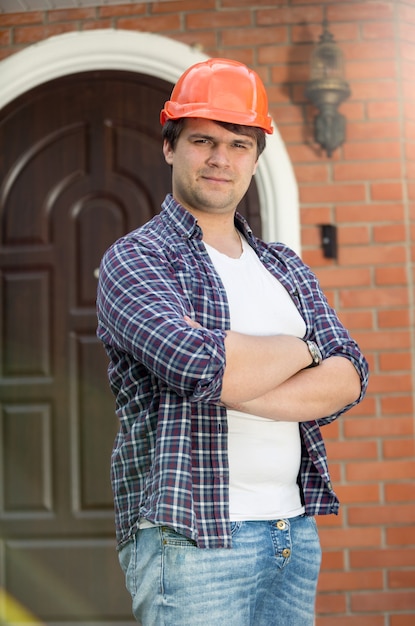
{"left": 0, "top": 29, "right": 300, "bottom": 250}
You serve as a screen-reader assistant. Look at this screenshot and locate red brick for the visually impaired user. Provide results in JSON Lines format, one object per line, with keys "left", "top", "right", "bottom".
{"left": 14, "top": 23, "right": 77, "bottom": 44}
{"left": 378, "top": 313, "right": 409, "bottom": 341}
{"left": 390, "top": 616, "right": 415, "bottom": 626}
{"left": 387, "top": 525, "right": 415, "bottom": 546}
{"left": 336, "top": 203, "right": 404, "bottom": 223}
{"left": 338, "top": 310, "right": 374, "bottom": 330}
{"left": 347, "top": 464, "right": 415, "bottom": 485}
{"left": 346, "top": 120, "right": 401, "bottom": 141}
{"left": 375, "top": 266, "right": 407, "bottom": 285}
{"left": 354, "top": 330, "right": 411, "bottom": 351}
{"left": 318, "top": 526, "right": 382, "bottom": 549}
{"left": 186, "top": 10, "right": 251, "bottom": 29}
{"left": 258, "top": 43, "right": 312, "bottom": 65}
{"left": 321, "top": 550, "right": 344, "bottom": 571}
{"left": 0, "top": 28, "right": 10, "bottom": 46}
{"left": 347, "top": 60, "right": 396, "bottom": 81}
{"left": 373, "top": 224, "right": 406, "bottom": 243}
{"left": 153, "top": 0, "right": 215, "bottom": 12}
{"left": 339, "top": 244, "right": 406, "bottom": 265}
{"left": 344, "top": 416, "right": 414, "bottom": 439}
{"left": 81, "top": 19, "right": 113, "bottom": 31}
{"left": 371, "top": 182, "right": 403, "bottom": 201}
{"left": 343, "top": 141, "right": 401, "bottom": 161}
{"left": 317, "top": 616, "right": 384, "bottom": 626}
{"left": 117, "top": 15, "right": 181, "bottom": 32}
{"left": 340, "top": 287, "right": 408, "bottom": 309}
{"left": 385, "top": 480, "right": 415, "bottom": 501}
{"left": 0, "top": 12, "right": 43, "bottom": 26}
{"left": 300, "top": 184, "right": 366, "bottom": 204}
{"left": 326, "top": 440, "right": 377, "bottom": 461}
{"left": 341, "top": 100, "right": 365, "bottom": 121}
{"left": 338, "top": 225, "right": 370, "bottom": 245}
{"left": 257, "top": 6, "right": 322, "bottom": 26}
{"left": 99, "top": 3, "right": 146, "bottom": 17}
{"left": 351, "top": 79, "right": 398, "bottom": 100}
{"left": 47, "top": 8, "right": 96, "bottom": 22}
{"left": 315, "top": 593, "right": 346, "bottom": 616}
{"left": 352, "top": 590, "right": 415, "bottom": 612}
{"left": 301, "top": 226, "right": 320, "bottom": 247}
{"left": 343, "top": 40, "right": 395, "bottom": 61}
{"left": 292, "top": 22, "right": 359, "bottom": 44}
{"left": 334, "top": 161, "right": 402, "bottom": 182}
{"left": 299, "top": 206, "right": 332, "bottom": 224}
{"left": 350, "top": 547, "right": 415, "bottom": 568}
{"left": 362, "top": 21, "right": 394, "bottom": 40}
{"left": 328, "top": 2, "right": 393, "bottom": 22}
{"left": 301, "top": 249, "right": 338, "bottom": 267}
{"left": 293, "top": 163, "right": 330, "bottom": 183}
{"left": 381, "top": 394, "right": 413, "bottom": 414}
{"left": 315, "top": 267, "right": 371, "bottom": 289}
{"left": 222, "top": 25, "right": 287, "bottom": 46}
{"left": 389, "top": 570, "right": 415, "bottom": 589}
{"left": 367, "top": 100, "right": 400, "bottom": 119}
{"left": 319, "top": 569, "right": 383, "bottom": 593}
{"left": 176, "top": 30, "right": 217, "bottom": 50}
{"left": 379, "top": 351, "right": 412, "bottom": 372}
{"left": 367, "top": 373, "right": 412, "bottom": 394}
{"left": 271, "top": 63, "right": 309, "bottom": 84}
{"left": 222, "top": 0, "right": 278, "bottom": 6}
{"left": 269, "top": 104, "right": 303, "bottom": 124}
{"left": 334, "top": 483, "right": 380, "bottom": 504}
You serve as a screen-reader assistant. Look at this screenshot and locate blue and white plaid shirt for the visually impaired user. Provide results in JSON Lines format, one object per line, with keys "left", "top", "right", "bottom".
{"left": 97, "top": 194, "right": 369, "bottom": 549}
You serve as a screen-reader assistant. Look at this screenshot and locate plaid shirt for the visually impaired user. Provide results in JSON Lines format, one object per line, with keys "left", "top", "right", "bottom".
{"left": 97, "top": 194, "right": 369, "bottom": 550}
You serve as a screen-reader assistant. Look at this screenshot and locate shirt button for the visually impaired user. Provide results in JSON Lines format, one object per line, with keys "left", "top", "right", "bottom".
{"left": 282, "top": 548, "right": 291, "bottom": 558}
{"left": 276, "top": 520, "right": 286, "bottom": 530}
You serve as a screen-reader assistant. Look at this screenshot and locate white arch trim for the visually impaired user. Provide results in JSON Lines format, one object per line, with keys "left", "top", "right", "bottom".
{"left": 0, "top": 29, "right": 300, "bottom": 250}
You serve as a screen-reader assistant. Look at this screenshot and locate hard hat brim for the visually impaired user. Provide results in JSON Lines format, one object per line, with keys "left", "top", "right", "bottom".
{"left": 160, "top": 103, "right": 274, "bottom": 134}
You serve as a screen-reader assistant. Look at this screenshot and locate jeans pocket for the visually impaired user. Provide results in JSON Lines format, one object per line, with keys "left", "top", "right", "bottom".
{"left": 160, "top": 526, "right": 197, "bottom": 548}
{"left": 230, "top": 521, "right": 243, "bottom": 537}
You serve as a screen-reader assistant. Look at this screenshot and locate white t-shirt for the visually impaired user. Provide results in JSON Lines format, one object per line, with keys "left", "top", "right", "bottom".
{"left": 204, "top": 235, "right": 306, "bottom": 520}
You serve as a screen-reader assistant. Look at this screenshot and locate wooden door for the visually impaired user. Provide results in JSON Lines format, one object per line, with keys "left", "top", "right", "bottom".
{"left": 0, "top": 69, "right": 261, "bottom": 624}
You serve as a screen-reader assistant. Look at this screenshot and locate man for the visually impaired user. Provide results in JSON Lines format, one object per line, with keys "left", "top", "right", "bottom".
{"left": 96, "top": 58, "right": 369, "bottom": 626}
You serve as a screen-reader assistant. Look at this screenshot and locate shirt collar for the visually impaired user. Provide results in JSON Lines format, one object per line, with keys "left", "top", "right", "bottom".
{"left": 161, "top": 194, "right": 257, "bottom": 247}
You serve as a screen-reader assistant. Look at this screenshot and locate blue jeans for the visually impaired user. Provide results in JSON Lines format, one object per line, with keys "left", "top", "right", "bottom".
{"left": 119, "top": 515, "right": 321, "bottom": 626}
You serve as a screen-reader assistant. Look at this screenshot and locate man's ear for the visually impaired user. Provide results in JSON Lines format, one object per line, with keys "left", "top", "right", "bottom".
{"left": 163, "top": 139, "right": 174, "bottom": 165}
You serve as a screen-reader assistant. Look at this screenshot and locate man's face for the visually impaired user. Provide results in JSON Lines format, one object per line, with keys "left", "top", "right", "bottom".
{"left": 163, "top": 118, "right": 259, "bottom": 217}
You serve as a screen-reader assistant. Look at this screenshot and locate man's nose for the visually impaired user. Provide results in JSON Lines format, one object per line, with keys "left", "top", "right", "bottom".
{"left": 207, "top": 144, "right": 230, "bottom": 167}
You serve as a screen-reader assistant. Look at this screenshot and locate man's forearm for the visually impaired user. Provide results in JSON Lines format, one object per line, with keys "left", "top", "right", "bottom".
{"left": 225, "top": 356, "right": 362, "bottom": 422}
{"left": 220, "top": 331, "right": 312, "bottom": 405}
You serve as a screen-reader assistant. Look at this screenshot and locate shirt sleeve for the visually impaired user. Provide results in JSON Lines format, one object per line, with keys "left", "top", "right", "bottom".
{"left": 274, "top": 244, "right": 370, "bottom": 425}
{"left": 96, "top": 236, "right": 227, "bottom": 404}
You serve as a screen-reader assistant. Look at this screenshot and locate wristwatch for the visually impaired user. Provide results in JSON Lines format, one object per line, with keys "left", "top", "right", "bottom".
{"left": 304, "top": 339, "right": 323, "bottom": 368}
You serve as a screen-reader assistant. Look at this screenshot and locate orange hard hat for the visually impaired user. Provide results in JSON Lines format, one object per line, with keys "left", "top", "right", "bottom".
{"left": 160, "top": 58, "right": 274, "bottom": 134}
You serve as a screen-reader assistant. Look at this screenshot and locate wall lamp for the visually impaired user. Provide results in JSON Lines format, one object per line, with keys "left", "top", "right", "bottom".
{"left": 305, "top": 20, "right": 350, "bottom": 157}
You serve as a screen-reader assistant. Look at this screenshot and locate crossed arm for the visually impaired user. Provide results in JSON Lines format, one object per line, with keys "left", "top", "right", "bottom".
{"left": 185, "top": 317, "right": 362, "bottom": 423}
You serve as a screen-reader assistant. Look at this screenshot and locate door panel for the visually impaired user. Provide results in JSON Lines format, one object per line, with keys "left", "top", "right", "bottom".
{"left": 0, "top": 69, "right": 261, "bottom": 623}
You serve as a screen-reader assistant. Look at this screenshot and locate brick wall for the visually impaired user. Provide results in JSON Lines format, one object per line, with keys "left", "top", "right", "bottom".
{"left": 1, "top": 1, "right": 414, "bottom": 624}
